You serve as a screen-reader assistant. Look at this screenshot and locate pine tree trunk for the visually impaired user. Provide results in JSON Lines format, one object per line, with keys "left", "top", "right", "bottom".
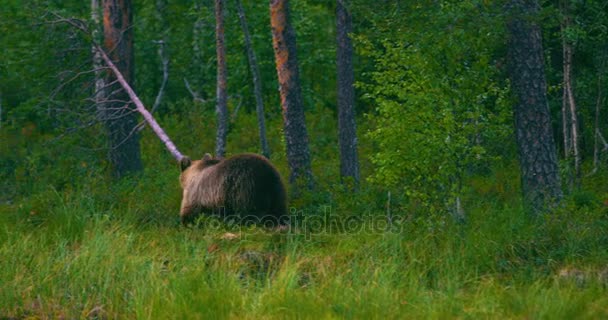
{"left": 336, "top": 0, "right": 360, "bottom": 186}
{"left": 270, "top": 0, "right": 313, "bottom": 188}
{"left": 506, "top": 0, "right": 562, "bottom": 214}
{"left": 236, "top": 0, "right": 270, "bottom": 159}
{"left": 102, "top": 0, "right": 142, "bottom": 178}
{"left": 215, "top": 0, "right": 228, "bottom": 157}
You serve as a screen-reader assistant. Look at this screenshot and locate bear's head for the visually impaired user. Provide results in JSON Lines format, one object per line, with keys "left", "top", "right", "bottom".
{"left": 179, "top": 153, "right": 222, "bottom": 187}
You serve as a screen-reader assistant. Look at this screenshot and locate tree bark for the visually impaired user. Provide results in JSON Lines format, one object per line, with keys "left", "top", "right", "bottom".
{"left": 102, "top": 0, "right": 143, "bottom": 178}
{"left": 270, "top": 0, "right": 313, "bottom": 188}
{"left": 336, "top": 0, "right": 360, "bottom": 186}
{"left": 506, "top": 0, "right": 562, "bottom": 214}
{"left": 215, "top": 0, "right": 229, "bottom": 158}
{"left": 236, "top": 0, "right": 270, "bottom": 159}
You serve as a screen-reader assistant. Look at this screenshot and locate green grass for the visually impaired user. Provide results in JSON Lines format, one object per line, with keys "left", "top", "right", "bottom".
{"left": 2, "top": 110, "right": 608, "bottom": 318}
{"left": 1, "top": 185, "right": 607, "bottom": 319}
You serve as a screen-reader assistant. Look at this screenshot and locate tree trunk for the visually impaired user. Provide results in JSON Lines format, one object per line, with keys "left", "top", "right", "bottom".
{"left": 270, "top": 0, "right": 313, "bottom": 188}
{"left": 566, "top": 45, "right": 581, "bottom": 188}
{"left": 192, "top": 1, "right": 204, "bottom": 92}
{"left": 91, "top": 0, "right": 104, "bottom": 107}
{"left": 592, "top": 73, "right": 603, "bottom": 172}
{"left": 561, "top": 3, "right": 580, "bottom": 188}
{"left": 215, "top": 0, "right": 228, "bottom": 158}
{"left": 152, "top": 0, "right": 169, "bottom": 114}
{"left": 561, "top": 71, "right": 570, "bottom": 159}
{"left": 102, "top": 0, "right": 143, "bottom": 178}
{"left": 506, "top": 0, "right": 562, "bottom": 214}
{"left": 591, "top": 48, "right": 606, "bottom": 174}
{"left": 336, "top": 0, "right": 360, "bottom": 186}
{"left": 236, "top": 0, "right": 270, "bottom": 159}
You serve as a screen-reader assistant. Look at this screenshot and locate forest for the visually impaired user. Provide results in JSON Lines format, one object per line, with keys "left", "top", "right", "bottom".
{"left": 1, "top": 0, "right": 608, "bottom": 318}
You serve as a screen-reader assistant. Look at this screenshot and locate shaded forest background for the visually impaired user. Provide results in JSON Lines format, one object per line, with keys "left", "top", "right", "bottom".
{"left": 2, "top": 0, "right": 608, "bottom": 214}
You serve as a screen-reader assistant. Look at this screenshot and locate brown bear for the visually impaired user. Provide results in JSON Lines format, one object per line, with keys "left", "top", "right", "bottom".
{"left": 179, "top": 153, "right": 288, "bottom": 226}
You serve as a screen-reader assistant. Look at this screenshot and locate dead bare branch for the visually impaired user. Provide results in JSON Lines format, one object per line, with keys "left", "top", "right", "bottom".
{"left": 230, "top": 94, "right": 243, "bottom": 123}
{"left": 93, "top": 42, "right": 184, "bottom": 161}
{"left": 184, "top": 77, "right": 211, "bottom": 104}
{"left": 48, "top": 11, "right": 186, "bottom": 161}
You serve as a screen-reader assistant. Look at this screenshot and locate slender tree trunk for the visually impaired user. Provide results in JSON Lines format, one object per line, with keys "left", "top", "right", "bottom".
{"left": 102, "top": 0, "right": 142, "bottom": 178}
{"left": 270, "top": 0, "right": 313, "bottom": 188}
{"left": 152, "top": 0, "right": 169, "bottom": 114}
{"left": 561, "top": 72, "right": 571, "bottom": 159}
{"left": 192, "top": 1, "right": 203, "bottom": 89}
{"left": 236, "top": 0, "right": 270, "bottom": 158}
{"left": 215, "top": 0, "right": 228, "bottom": 157}
{"left": 336, "top": 0, "right": 360, "bottom": 186}
{"left": 591, "top": 51, "right": 606, "bottom": 174}
{"left": 91, "top": 0, "right": 105, "bottom": 115}
{"left": 561, "top": 3, "right": 580, "bottom": 188}
{"left": 506, "top": 0, "right": 562, "bottom": 214}
{"left": 566, "top": 49, "right": 581, "bottom": 188}
{"left": 592, "top": 74, "right": 603, "bottom": 171}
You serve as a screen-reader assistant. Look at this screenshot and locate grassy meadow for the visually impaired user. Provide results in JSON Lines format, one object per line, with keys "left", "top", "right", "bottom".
{"left": 1, "top": 110, "right": 608, "bottom": 319}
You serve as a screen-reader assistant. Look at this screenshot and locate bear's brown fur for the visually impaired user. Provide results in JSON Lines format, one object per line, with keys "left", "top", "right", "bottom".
{"left": 179, "top": 153, "right": 288, "bottom": 225}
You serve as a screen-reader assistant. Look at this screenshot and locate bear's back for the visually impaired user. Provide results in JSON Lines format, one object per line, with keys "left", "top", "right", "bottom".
{"left": 219, "top": 154, "right": 286, "bottom": 217}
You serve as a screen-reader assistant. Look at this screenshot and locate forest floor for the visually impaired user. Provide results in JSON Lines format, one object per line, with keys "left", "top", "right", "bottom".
{"left": 1, "top": 188, "right": 607, "bottom": 319}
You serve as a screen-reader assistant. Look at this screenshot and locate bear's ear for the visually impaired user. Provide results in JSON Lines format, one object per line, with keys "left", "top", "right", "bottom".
{"left": 202, "top": 153, "right": 213, "bottom": 161}
{"left": 180, "top": 156, "right": 192, "bottom": 172}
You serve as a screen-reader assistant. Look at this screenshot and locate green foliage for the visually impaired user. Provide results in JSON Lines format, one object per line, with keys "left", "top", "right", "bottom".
{"left": 355, "top": 1, "right": 513, "bottom": 214}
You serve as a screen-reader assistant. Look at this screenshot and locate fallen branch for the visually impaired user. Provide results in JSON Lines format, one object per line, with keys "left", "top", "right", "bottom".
{"left": 94, "top": 43, "right": 185, "bottom": 161}
{"left": 49, "top": 11, "right": 186, "bottom": 162}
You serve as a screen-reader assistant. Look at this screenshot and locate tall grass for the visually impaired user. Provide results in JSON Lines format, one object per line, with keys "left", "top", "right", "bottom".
{"left": 1, "top": 184, "right": 607, "bottom": 318}
{"left": 1, "top": 110, "right": 607, "bottom": 318}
